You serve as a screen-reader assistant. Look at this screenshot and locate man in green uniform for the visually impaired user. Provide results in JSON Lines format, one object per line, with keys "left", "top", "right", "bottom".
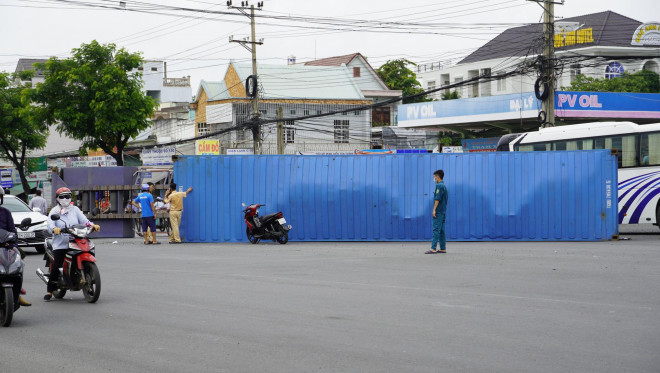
{"left": 427, "top": 169, "right": 448, "bottom": 254}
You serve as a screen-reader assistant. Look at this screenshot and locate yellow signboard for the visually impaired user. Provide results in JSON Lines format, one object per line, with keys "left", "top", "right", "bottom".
{"left": 196, "top": 140, "right": 220, "bottom": 155}
{"left": 554, "top": 28, "right": 594, "bottom": 48}
{"left": 631, "top": 23, "right": 660, "bottom": 45}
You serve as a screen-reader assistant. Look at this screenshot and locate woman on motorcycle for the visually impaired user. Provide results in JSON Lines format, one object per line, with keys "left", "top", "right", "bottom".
{"left": 44, "top": 188, "right": 100, "bottom": 301}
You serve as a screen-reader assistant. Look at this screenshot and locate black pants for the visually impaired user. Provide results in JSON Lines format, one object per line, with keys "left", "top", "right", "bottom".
{"left": 47, "top": 250, "right": 67, "bottom": 293}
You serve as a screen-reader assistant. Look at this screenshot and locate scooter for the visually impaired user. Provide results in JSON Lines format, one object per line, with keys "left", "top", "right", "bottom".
{"left": 36, "top": 214, "right": 101, "bottom": 303}
{"left": 242, "top": 203, "right": 292, "bottom": 244}
{"left": 0, "top": 218, "right": 31, "bottom": 327}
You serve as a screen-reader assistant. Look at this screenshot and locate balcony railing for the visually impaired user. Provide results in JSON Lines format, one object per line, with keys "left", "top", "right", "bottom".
{"left": 163, "top": 77, "right": 190, "bottom": 87}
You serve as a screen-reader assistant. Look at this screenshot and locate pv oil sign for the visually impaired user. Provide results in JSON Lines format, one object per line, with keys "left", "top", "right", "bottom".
{"left": 555, "top": 91, "right": 660, "bottom": 119}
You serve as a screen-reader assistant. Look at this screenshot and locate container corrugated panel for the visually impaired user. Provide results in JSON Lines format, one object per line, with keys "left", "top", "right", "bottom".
{"left": 174, "top": 150, "right": 618, "bottom": 242}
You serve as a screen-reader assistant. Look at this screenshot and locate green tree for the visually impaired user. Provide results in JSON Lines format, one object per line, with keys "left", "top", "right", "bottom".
{"left": 0, "top": 72, "right": 49, "bottom": 200}
{"left": 441, "top": 90, "right": 460, "bottom": 100}
{"left": 565, "top": 69, "right": 660, "bottom": 93}
{"left": 376, "top": 59, "right": 432, "bottom": 104}
{"left": 33, "top": 40, "right": 155, "bottom": 166}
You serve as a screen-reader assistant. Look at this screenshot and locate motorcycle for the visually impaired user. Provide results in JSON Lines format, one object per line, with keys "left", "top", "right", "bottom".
{"left": 36, "top": 214, "right": 101, "bottom": 303}
{"left": 0, "top": 218, "right": 31, "bottom": 327}
{"left": 242, "top": 203, "right": 292, "bottom": 244}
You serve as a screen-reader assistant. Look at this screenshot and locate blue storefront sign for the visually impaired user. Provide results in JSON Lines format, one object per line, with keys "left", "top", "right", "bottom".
{"left": 555, "top": 91, "right": 660, "bottom": 119}
{"left": 398, "top": 91, "right": 660, "bottom": 128}
{"left": 398, "top": 92, "right": 540, "bottom": 127}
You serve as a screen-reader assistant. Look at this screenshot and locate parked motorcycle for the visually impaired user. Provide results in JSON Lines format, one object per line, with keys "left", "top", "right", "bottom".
{"left": 0, "top": 218, "right": 31, "bottom": 327}
{"left": 242, "top": 204, "right": 292, "bottom": 244}
{"left": 36, "top": 214, "right": 101, "bottom": 303}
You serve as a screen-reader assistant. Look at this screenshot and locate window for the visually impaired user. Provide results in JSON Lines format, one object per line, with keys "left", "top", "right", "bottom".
{"left": 614, "top": 135, "right": 637, "bottom": 168}
{"left": 237, "top": 128, "right": 247, "bottom": 142}
{"left": 570, "top": 64, "right": 582, "bottom": 83}
{"left": 497, "top": 77, "right": 506, "bottom": 92}
{"left": 284, "top": 121, "right": 295, "bottom": 143}
{"left": 353, "top": 67, "right": 360, "bottom": 77}
{"left": 427, "top": 80, "right": 436, "bottom": 90}
{"left": 138, "top": 66, "right": 144, "bottom": 71}
{"left": 303, "top": 109, "right": 310, "bottom": 115}
{"left": 334, "top": 120, "right": 349, "bottom": 143}
{"left": 454, "top": 77, "right": 464, "bottom": 97}
{"left": 553, "top": 141, "right": 567, "bottom": 151}
{"left": 317, "top": 110, "right": 322, "bottom": 115}
{"left": 594, "top": 135, "right": 637, "bottom": 168}
{"left": 532, "top": 143, "right": 550, "bottom": 151}
{"left": 290, "top": 109, "right": 296, "bottom": 115}
{"left": 354, "top": 110, "right": 361, "bottom": 116}
{"left": 553, "top": 139, "right": 595, "bottom": 151}
{"left": 563, "top": 139, "right": 593, "bottom": 150}
{"left": 197, "top": 122, "right": 209, "bottom": 136}
{"left": 260, "top": 109, "right": 267, "bottom": 116}
{"left": 594, "top": 138, "right": 606, "bottom": 149}
{"left": 605, "top": 62, "right": 624, "bottom": 79}
{"left": 640, "top": 133, "right": 660, "bottom": 166}
{"left": 372, "top": 107, "right": 390, "bottom": 127}
{"left": 151, "top": 67, "right": 158, "bottom": 72}
{"left": 236, "top": 105, "right": 249, "bottom": 115}
{"left": 517, "top": 143, "right": 550, "bottom": 151}
{"left": 342, "top": 111, "right": 348, "bottom": 116}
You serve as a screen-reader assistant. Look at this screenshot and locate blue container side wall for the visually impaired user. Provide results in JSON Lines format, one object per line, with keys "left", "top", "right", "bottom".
{"left": 174, "top": 151, "right": 618, "bottom": 242}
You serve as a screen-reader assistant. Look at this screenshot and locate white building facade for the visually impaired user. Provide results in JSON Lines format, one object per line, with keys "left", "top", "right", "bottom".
{"left": 135, "top": 60, "right": 192, "bottom": 104}
{"left": 416, "top": 12, "right": 660, "bottom": 102}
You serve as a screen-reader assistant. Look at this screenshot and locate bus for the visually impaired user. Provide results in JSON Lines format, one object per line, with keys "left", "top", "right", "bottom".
{"left": 497, "top": 121, "right": 660, "bottom": 228}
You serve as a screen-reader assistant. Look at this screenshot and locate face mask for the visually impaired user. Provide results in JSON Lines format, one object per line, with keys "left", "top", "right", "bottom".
{"left": 58, "top": 198, "right": 71, "bottom": 207}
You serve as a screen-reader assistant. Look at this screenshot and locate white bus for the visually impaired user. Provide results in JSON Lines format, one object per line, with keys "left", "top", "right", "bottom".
{"left": 497, "top": 121, "right": 660, "bottom": 228}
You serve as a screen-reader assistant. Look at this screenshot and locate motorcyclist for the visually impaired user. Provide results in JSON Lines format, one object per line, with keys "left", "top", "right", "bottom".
{"left": 44, "top": 187, "right": 100, "bottom": 301}
{"left": 0, "top": 187, "right": 31, "bottom": 306}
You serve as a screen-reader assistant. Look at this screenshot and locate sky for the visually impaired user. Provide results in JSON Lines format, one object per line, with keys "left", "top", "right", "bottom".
{"left": 1, "top": 0, "right": 658, "bottom": 92}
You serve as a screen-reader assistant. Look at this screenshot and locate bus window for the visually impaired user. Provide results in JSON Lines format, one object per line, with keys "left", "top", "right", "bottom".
{"left": 594, "top": 138, "right": 606, "bottom": 149}
{"left": 533, "top": 143, "right": 550, "bottom": 151}
{"left": 612, "top": 136, "right": 637, "bottom": 167}
{"left": 517, "top": 144, "right": 533, "bottom": 152}
{"left": 553, "top": 141, "right": 567, "bottom": 151}
{"left": 602, "top": 135, "right": 637, "bottom": 168}
{"left": 579, "top": 139, "right": 593, "bottom": 149}
{"left": 641, "top": 133, "right": 660, "bottom": 166}
{"left": 621, "top": 135, "right": 637, "bottom": 167}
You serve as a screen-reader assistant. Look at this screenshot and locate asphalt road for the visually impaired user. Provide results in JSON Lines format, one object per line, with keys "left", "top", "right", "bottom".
{"left": 2, "top": 233, "right": 659, "bottom": 373}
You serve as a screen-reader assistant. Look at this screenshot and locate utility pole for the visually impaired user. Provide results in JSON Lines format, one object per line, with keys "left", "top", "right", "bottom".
{"left": 542, "top": 0, "right": 555, "bottom": 126}
{"left": 529, "top": 0, "right": 562, "bottom": 127}
{"left": 277, "top": 106, "right": 284, "bottom": 154}
{"left": 228, "top": 1, "right": 264, "bottom": 154}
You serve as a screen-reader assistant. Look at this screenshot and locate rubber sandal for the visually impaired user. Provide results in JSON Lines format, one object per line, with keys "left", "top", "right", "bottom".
{"left": 152, "top": 242, "right": 161, "bottom": 245}
{"left": 425, "top": 250, "right": 438, "bottom": 254}
{"left": 144, "top": 242, "right": 151, "bottom": 245}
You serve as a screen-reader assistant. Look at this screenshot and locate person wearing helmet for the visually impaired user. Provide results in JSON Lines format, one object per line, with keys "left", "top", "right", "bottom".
{"left": 0, "top": 187, "right": 31, "bottom": 306}
{"left": 131, "top": 184, "right": 160, "bottom": 245}
{"left": 44, "top": 187, "right": 100, "bottom": 301}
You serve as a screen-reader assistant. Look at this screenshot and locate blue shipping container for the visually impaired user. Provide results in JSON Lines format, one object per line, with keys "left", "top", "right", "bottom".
{"left": 174, "top": 151, "right": 618, "bottom": 242}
